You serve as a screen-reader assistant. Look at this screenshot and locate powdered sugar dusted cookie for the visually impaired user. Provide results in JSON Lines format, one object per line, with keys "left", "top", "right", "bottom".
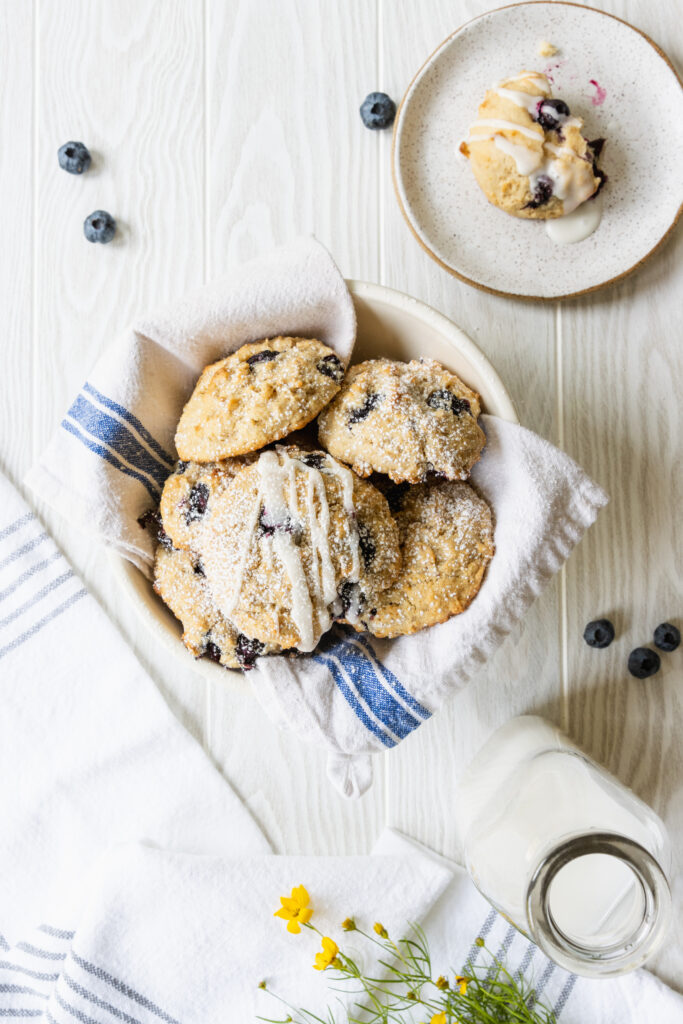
{"left": 347, "top": 481, "right": 494, "bottom": 638}
{"left": 317, "top": 358, "right": 485, "bottom": 483}
{"left": 175, "top": 337, "right": 345, "bottom": 461}
{"left": 194, "top": 447, "right": 401, "bottom": 651}
{"left": 153, "top": 545, "right": 275, "bottom": 670}
{"left": 159, "top": 457, "right": 255, "bottom": 551}
{"left": 459, "top": 70, "right": 604, "bottom": 219}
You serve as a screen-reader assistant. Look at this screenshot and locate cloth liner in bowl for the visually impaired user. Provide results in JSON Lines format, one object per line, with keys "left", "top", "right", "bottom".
{"left": 25, "top": 236, "right": 608, "bottom": 797}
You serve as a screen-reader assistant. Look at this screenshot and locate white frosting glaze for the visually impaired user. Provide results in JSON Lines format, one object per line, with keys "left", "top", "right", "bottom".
{"left": 469, "top": 118, "right": 543, "bottom": 143}
{"left": 491, "top": 87, "right": 543, "bottom": 116}
{"left": 545, "top": 194, "right": 603, "bottom": 244}
{"left": 225, "top": 448, "right": 363, "bottom": 652}
{"left": 493, "top": 135, "right": 542, "bottom": 176}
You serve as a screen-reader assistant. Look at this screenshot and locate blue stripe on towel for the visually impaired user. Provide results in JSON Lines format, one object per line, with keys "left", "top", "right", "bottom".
{"left": 83, "top": 383, "right": 174, "bottom": 468}
{"left": 70, "top": 952, "right": 181, "bottom": 1024}
{"left": 314, "top": 630, "right": 429, "bottom": 745}
{"left": 351, "top": 633, "right": 431, "bottom": 720}
{"left": 313, "top": 652, "right": 396, "bottom": 748}
{"left": 67, "top": 395, "right": 169, "bottom": 489}
{"left": 61, "top": 420, "right": 159, "bottom": 502}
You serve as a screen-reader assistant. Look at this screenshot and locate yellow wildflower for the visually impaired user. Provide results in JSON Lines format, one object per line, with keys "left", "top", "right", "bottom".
{"left": 435, "top": 975, "right": 449, "bottom": 990}
{"left": 257, "top": 980, "right": 266, "bottom": 990}
{"left": 313, "top": 936, "right": 340, "bottom": 971}
{"left": 274, "top": 884, "right": 313, "bottom": 934}
{"left": 341, "top": 917, "right": 356, "bottom": 931}
{"left": 373, "top": 921, "right": 388, "bottom": 938}
{"left": 475, "top": 936, "right": 485, "bottom": 947}
{"left": 456, "top": 974, "right": 469, "bottom": 995}
{"left": 431, "top": 1014, "right": 447, "bottom": 1024}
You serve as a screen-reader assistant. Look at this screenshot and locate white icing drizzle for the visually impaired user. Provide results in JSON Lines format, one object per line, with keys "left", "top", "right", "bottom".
{"left": 224, "top": 448, "right": 364, "bottom": 652}
{"left": 493, "top": 135, "right": 542, "bottom": 176}
{"left": 497, "top": 71, "right": 549, "bottom": 89}
{"left": 491, "top": 87, "right": 544, "bottom": 116}
{"left": 545, "top": 194, "right": 603, "bottom": 244}
{"left": 469, "top": 118, "right": 543, "bottom": 142}
{"left": 325, "top": 458, "right": 361, "bottom": 582}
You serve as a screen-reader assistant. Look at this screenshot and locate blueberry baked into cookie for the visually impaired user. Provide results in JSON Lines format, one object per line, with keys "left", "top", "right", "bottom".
{"left": 146, "top": 337, "right": 495, "bottom": 672}
{"left": 194, "top": 447, "right": 401, "bottom": 651}
{"left": 460, "top": 70, "right": 605, "bottom": 219}
{"left": 317, "top": 358, "right": 486, "bottom": 483}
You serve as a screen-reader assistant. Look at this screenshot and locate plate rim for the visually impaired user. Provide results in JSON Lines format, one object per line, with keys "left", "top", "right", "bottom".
{"left": 110, "top": 277, "right": 519, "bottom": 687}
{"left": 391, "top": 0, "right": 683, "bottom": 302}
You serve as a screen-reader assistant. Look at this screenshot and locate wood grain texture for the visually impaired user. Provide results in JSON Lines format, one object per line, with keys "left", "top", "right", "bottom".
{"left": 205, "top": 0, "right": 385, "bottom": 854}
{"left": 31, "top": 0, "right": 208, "bottom": 742}
{"left": 379, "top": 0, "right": 563, "bottom": 863}
{"left": 0, "top": 2, "right": 34, "bottom": 487}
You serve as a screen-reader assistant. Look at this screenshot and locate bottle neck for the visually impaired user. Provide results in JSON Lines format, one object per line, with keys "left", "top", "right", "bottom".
{"left": 526, "top": 832, "right": 671, "bottom": 977}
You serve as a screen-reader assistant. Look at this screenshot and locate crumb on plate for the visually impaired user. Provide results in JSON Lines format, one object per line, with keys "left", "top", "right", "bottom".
{"left": 537, "top": 40, "right": 558, "bottom": 57}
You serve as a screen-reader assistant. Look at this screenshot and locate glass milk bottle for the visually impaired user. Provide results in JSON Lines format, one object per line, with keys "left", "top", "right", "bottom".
{"left": 455, "top": 716, "right": 672, "bottom": 977}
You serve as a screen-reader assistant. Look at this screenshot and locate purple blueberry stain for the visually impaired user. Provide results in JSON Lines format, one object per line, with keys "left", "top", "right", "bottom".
{"left": 183, "top": 482, "right": 209, "bottom": 525}
{"left": 357, "top": 521, "right": 376, "bottom": 569}
{"left": 235, "top": 634, "right": 265, "bottom": 670}
{"left": 524, "top": 174, "right": 554, "bottom": 209}
{"left": 348, "top": 392, "right": 381, "bottom": 425}
{"left": 426, "top": 389, "right": 470, "bottom": 415}
{"left": 247, "top": 349, "right": 279, "bottom": 367}
{"left": 316, "top": 354, "right": 344, "bottom": 383}
{"left": 137, "top": 509, "right": 174, "bottom": 551}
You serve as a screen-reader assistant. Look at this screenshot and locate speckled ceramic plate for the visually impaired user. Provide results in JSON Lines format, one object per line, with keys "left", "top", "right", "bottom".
{"left": 392, "top": 2, "right": 683, "bottom": 299}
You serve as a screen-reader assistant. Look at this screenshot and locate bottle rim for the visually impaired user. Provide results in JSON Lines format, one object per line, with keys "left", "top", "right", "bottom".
{"left": 526, "top": 831, "right": 671, "bottom": 978}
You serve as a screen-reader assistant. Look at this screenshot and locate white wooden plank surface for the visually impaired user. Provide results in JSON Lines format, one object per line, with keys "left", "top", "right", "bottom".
{"left": 1, "top": 0, "right": 681, "bottom": 989}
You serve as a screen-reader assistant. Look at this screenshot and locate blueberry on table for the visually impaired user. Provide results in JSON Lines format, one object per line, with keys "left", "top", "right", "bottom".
{"left": 583, "top": 618, "right": 615, "bottom": 649}
{"left": 654, "top": 623, "right": 680, "bottom": 652}
{"left": 84, "top": 210, "right": 116, "bottom": 244}
{"left": 360, "top": 92, "right": 396, "bottom": 130}
{"left": 627, "top": 647, "right": 661, "bottom": 679}
{"left": 58, "top": 141, "right": 91, "bottom": 174}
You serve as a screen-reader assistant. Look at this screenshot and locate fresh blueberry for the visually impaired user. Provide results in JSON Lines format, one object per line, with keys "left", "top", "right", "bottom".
{"left": 583, "top": 618, "right": 615, "bottom": 649}
{"left": 299, "top": 453, "right": 325, "bottom": 470}
{"left": 589, "top": 138, "right": 606, "bottom": 160}
{"left": 203, "top": 639, "right": 222, "bottom": 664}
{"left": 654, "top": 623, "right": 680, "bottom": 653}
{"left": 348, "top": 392, "right": 381, "bottom": 425}
{"left": 535, "top": 98, "right": 570, "bottom": 130}
{"left": 247, "top": 349, "right": 279, "bottom": 367}
{"left": 360, "top": 92, "right": 396, "bottom": 130}
{"left": 183, "top": 482, "right": 209, "bottom": 525}
{"left": 84, "top": 210, "right": 116, "bottom": 244}
{"left": 58, "top": 141, "right": 91, "bottom": 175}
{"left": 627, "top": 647, "right": 661, "bottom": 679}
{"left": 235, "top": 634, "right": 265, "bottom": 670}
{"left": 427, "top": 389, "right": 470, "bottom": 415}
{"left": 357, "top": 521, "right": 376, "bottom": 568}
{"left": 316, "top": 353, "right": 344, "bottom": 383}
{"left": 525, "top": 174, "right": 554, "bottom": 209}
{"left": 137, "top": 508, "right": 173, "bottom": 551}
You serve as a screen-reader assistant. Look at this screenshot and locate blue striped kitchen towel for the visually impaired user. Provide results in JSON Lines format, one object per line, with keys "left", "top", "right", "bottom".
{"left": 23, "top": 238, "right": 607, "bottom": 798}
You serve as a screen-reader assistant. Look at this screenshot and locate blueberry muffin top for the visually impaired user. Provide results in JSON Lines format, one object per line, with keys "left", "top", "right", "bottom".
{"left": 344, "top": 480, "right": 494, "bottom": 638}
{"left": 317, "top": 358, "right": 486, "bottom": 484}
{"left": 175, "top": 336, "right": 346, "bottom": 462}
{"left": 459, "top": 70, "right": 604, "bottom": 219}
{"left": 153, "top": 544, "right": 277, "bottom": 671}
{"left": 193, "top": 446, "right": 401, "bottom": 652}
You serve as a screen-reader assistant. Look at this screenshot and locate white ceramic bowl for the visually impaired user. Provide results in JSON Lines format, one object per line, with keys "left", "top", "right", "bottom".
{"left": 110, "top": 280, "right": 518, "bottom": 684}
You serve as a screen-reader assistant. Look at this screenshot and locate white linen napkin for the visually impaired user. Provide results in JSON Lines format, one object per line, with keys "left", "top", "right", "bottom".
{"left": 0, "top": 472, "right": 680, "bottom": 1024}
{"left": 24, "top": 237, "right": 608, "bottom": 798}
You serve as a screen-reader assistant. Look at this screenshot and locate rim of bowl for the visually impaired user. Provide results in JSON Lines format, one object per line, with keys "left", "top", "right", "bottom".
{"left": 109, "top": 278, "right": 518, "bottom": 684}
